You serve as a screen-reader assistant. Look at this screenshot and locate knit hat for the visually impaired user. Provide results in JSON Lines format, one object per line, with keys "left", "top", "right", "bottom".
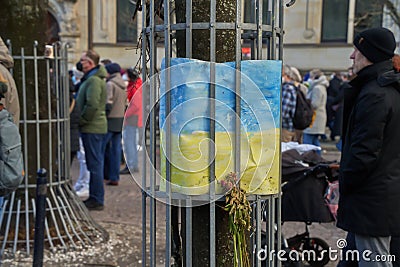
{"left": 105, "top": 63, "right": 121, "bottom": 74}
{"left": 353, "top": 27, "right": 396, "bottom": 63}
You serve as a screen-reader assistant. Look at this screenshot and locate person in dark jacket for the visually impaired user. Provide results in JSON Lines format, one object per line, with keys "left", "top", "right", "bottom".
{"left": 337, "top": 27, "right": 400, "bottom": 266}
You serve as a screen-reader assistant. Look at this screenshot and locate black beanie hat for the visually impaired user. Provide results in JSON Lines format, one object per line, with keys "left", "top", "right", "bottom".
{"left": 353, "top": 27, "right": 396, "bottom": 63}
{"left": 105, "top": 63, "right": 121, "bottom": 74}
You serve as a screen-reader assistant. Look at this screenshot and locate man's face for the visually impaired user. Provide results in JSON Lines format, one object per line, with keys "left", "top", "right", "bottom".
{"left": 80, "top": 53, "right": 95, "bottom": 74}
{"left": 350, "top": 47, "right": 372, "bottom": 74}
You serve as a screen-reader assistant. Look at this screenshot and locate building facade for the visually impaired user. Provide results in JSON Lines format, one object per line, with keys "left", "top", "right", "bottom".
{"left": 50, "top": 0, "right": 399, "bottom": 71}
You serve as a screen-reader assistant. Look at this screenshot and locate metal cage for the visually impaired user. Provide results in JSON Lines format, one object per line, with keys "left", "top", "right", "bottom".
{"left": 0, "top": 41, "right": 107, "bottom": 261}
{"left": 139, "top": 0, "right": 286, "bottom": 266}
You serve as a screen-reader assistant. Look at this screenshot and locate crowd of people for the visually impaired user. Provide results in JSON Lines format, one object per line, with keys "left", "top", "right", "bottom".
{"left": 281, "top": 63, "right": 353, "bottom": 153}
{"left": 68, "top": 50, "right": 143, "bottom": 210}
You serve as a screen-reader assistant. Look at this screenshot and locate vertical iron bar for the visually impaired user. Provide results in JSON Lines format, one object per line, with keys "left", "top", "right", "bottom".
{"left": 276, "top": 196, "right": 282, "bottom": 267}
{"left": 149, "top": 0, "right": 157, "bottom": 266}
{"left": 45, "top": 59, "right": 53, "bottom": 185}
{"left": 141, "top": 0, "right": 148, "bottom": 265}
{"left": 278, "top": 2, "right": 284, "bottom": 267}
{"left": 235, "top": 0, "right": 242, "bottom": 176}
{"left": 33, "top": 42, "right": 41, "bottom": 170}
{"left": 271, "top": 0, "right": 277, "bottom": 59}
{"left": 0, "top": 194, "right": 15, "bottom": 256}
{"left": 257, "top": 0, "right": 263, "bottom": 59}
{"left": 54, "top": 46, "right": 61, "bottom": 184}
{"left": 185, "top": 198, "right": 192, "bottom": 267}
{"left": 256, "top": 195, "right": 262, "bottom": 267}
{"left": 251, "top": 0, "right": 256, "bottom": 59}
{"left": 185, "top": 1, "right": 193, "bottom": 266}
{"left": 21, "top": 46, "right": 31, "bottom": 256}
{"left": 209, "top": 0, "right": 216, "bottom": 266}
{"left": 164, "top": 0, "right": 172, "bottom": 265}
{"left": 278, "top": 0, "right": 284, "bottom": 59}
{"left": 268, "top": 196, "right": 274, "bottom": 267}
{"left": 12, "top": 199, "right": 21, "bottom": 254}
{"left": 186, "top": 0, "right": 193, "bottom": 58}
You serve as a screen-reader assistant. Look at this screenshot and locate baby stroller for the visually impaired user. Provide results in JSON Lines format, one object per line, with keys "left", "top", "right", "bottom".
{"left": 281, "top": 148, "right": 339, "bottom": 267}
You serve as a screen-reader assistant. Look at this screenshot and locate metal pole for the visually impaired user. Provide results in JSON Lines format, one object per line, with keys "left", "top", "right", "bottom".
{"left": 88, "top": 0, "right": 93, "bottom": 50}
{"left": 33, "top": 168, "right": 47, "bottom": 267}
{"left": 209, "top": 0, "right": 217, "bottom": 266}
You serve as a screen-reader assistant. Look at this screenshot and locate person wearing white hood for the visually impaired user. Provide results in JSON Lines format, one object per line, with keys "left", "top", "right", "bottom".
{"left": 302, "top": 69, "right": 328, "bottom": 154}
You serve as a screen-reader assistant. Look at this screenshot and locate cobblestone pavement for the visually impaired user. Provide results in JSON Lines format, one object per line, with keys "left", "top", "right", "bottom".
{"left": 5, "top": 141, "right": 344, "bottom": 267}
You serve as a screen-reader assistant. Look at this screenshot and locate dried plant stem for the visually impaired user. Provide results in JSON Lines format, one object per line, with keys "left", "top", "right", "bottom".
{"left": 223, "top": 173, "right": 251, "bottom": 267}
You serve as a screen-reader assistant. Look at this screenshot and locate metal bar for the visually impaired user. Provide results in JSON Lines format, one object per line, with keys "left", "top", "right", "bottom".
{"left": 164, "top": 0, "right": 172, "bottom": 265}
{"left": 270, "top": 0, "right": 277, "bottom": 59}
{"left": 57, "top": 196, "right": 81, "bottom": 246}
{"left": 33, "top": 42, "right": 41, "bottom": 171}
{"left": 0, "top": 199, "right": 8, "bottom": 262}
{"left": 54, "top": 47, "right": 61, "bottom": 184}
{"left": 185, "top": 198, "right": 192, "bottom": 267}
{"left": 209, "top": 0, "right": 216, "bottom": 266}
{"left": 152, "top": 22, "right": 238, "bottom": 32}
{"left": 235, "top": 0, "right": 242, "bottom": 176}
{"left": 257, "top": 0, "right": 263, "bottom": 59}
{"left": 45, "top": 198, "right": 67, "bottom": 249}
{"left": 278, "top": 0, "right": 284, "bottom": 60}
{"left": 57, "top": 193, "right": 86, "bottom": 245}
{"left": 276, "top": 195, "right": 282, "bottom": 267}
{"left": 256, "top": 196, "right": 262, "bottom": 267}
{"left": 46, "top": 59, "right": 53, "bottom": 185}
{"left": 141, "top": 0, "right": 148, "bottom": 265}
{"left": 12, "top": 200, "right": 21, "bottom": 254}
{"left": 62, "top": 43, "right": 71, "bottom": 183}
{"left": 149, "top": 0, "right": 157, "bottom": 266}
{"left": 1, "top": 193, "right": 15, "bottom": 255}
{"left": 185, "top": 2, "right": 193, "bottom": 264}
{"left": 88, "top": 0, "right": 94, "bottom": 49}
{"left": 268, "top": 196, "right": 274, "bottom": 267}
{"left": 186, "top": 0, "right": 193, "bottom": 58}
{"left": 47, "top": 188, "right": 75, "bottom": 247}
{"left": 21, "top": 46, "right": 31, "bottom": 256}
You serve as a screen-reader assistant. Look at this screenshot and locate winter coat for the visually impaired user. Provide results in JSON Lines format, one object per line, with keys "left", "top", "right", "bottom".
{"left": 127, "top": 78, "right": 142, "bottom": 102}
{"left": 303, "top": 75, "right": 328, "bottom": 135}
{"left": 337, "top": 60, "right": 400, "bottom": 237}
{"left": 76, "top": 65, "right": 107, "bottom": 134}
{"left": 330, "top": 81, "right": 349, "bottom": 138}
{"left": 125, "top": 78, "right": 143, "bottom": 128}
{"left": 0, "top": 38, "right": 19, "bottom": 125}
{"left": 106, "top": 73, "right": 127, "bottom": 132}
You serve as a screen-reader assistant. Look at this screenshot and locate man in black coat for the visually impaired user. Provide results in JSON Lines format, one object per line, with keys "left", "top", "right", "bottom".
{"left": 337, "top": 27, "right": 400, "bottom": 266}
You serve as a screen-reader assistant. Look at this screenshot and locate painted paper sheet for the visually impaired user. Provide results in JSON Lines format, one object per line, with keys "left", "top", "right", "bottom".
{"left": 159, "top": 58, "right": 282, "bottom": 195}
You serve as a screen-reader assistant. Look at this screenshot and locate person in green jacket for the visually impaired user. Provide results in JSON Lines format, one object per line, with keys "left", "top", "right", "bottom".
{"left": 76, "top": 50, "right": 107, "bottom": 210}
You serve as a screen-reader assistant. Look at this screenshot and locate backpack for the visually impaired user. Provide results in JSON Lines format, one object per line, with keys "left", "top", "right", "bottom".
{"left": 0, "top": 107, "right": 24, "bottom": 196}
{"left": 293, "top": 87, "right": 313, "bottom": 130}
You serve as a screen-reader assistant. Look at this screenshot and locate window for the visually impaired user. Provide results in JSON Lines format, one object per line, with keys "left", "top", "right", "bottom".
{"left": 321, "top": 0, "right": 349, "bottom": 42}
{"left": 117, "top": 0, "right": 138, "bottom": 43}
{"left": 354, "top": 0, "right": 383, "bottom": 35}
